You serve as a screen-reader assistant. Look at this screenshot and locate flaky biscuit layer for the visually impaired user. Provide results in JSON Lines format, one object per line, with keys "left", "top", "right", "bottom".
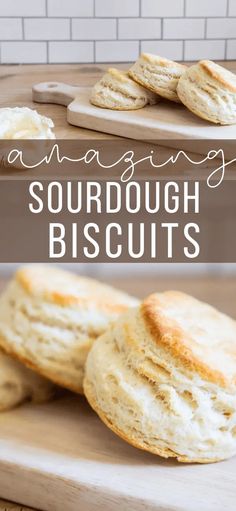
{"left": 0, "top": 266, "right": 138, "bottom": 393}
{"left": 84, "top": 292, "right": 236, "bottom": 463}
{"left": 90, "top": 67, "right": 159, "bottom": 110}
{"left": 177, "top": 60, "right": 236, "bottom": 125}
{"left": 129, "top": 53, "right": 187, "bottom": 103}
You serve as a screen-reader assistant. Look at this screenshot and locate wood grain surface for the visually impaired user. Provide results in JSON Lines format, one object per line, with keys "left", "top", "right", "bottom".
{"left": 0, "top": 500, "right": 33, "bottom": 511}
{"left": 0, "top": 389, "right": 235, "bottom": 511}
{"left": 0, "top": 63, "right": 115, "bottom": 139}
{"left": 0, "top": 273, "right": 235, "bottom": 511}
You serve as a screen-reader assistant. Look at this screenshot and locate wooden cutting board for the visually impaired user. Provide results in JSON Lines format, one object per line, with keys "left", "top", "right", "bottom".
{"left": 32, "top": 81, "right": 236, "bottom": 142}
{"left": 0, "top": 394, "right": 235, "bottom": 511}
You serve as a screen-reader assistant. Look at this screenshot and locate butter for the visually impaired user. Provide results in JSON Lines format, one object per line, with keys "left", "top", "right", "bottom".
{"left": 0, "top": 107, "right": 56, "bottom": 139}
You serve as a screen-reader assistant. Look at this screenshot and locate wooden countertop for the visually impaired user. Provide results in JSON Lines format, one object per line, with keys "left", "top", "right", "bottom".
{"left": 0, "top": 273, "right": 235, "bottom": 510}
{"left": 0, "top": 63, "right": 119, "bottom": 139}
{"left": 0, "top": 500, "right": 33, "bottom": 510}
{"left": 0, "top": 62, "right": 236, "bottom": 139}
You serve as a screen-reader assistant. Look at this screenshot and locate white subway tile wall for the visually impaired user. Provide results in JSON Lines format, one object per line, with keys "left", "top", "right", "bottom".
{"left": 49, "top": 42, "right": 94, "bottom": 63}
{"left": 118, "top": 18, "right": 161, "bottom": 40}
{"left": 0, "top": 0, "right": 46, "bottom": 17}
{"left": 1, "top": 42, "right": 47, "bottom": 63}
{"left": 141, "top": 40, "right": 183, "bottom": 61}
{"left": 229, "top": 0, "right": 236, "bottom": 17}
{"left": 24, "top": 18, "right": 70, "bottom": 40}
{"left": 142, "top": 0, "right": 184, "bottom": 18}
{"left": 0, "top": 19, "right": 22, "bottom": 40}
{"left": 0, "top": 0, "right": 235, "bottom": 63}
{"left": 163, "top": 18, "right": 205, "bottom": 39}
{"left": 72, "top": 19, "right": 117, "bottom": 40}
{"left": 207, "top": 18, "right": 236, "bottom": 39}
{"left": 184, "top": 40, "right": 226, "bottom": 61}
{"left": 95, "top": 41, "right": 139, "bottom": 63}
{"left": 185, "top": 0, "right": 227, "bottom": 17}
{"left": 227, "top": 39, "right": 236, "bottom": 59}
{"left": 48, "top": 0, "right": 94, "bottom": 17}
{"left": 95, "top": 0, "right": 139, "bottom": 17}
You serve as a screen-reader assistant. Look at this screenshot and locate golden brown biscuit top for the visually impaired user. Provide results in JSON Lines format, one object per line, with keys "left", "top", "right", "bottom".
{"left": 16, "top": 265, "right": 137, "bottom": 313}
{"left": 107, "top": 68, "right": 132, "bottom": 84}
{"left": 141, "top": 291, "right": 236, "bottom": 388}
{"left": 199, "top": 60, "right": 236, "bottom": 93}
{"left": 140, "top": 52, "right": 187, "bottom": 70}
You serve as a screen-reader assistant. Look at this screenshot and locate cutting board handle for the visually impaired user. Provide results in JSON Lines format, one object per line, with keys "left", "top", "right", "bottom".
{"left": 32, "top": 81, "right": 80, "bottom": 106}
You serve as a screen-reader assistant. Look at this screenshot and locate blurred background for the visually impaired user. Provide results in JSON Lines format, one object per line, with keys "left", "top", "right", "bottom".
{"left": 0, "top": 0, "right": 235, "bottom": 64}
{"left": 0, "top": 263, "right": 235, "bottom": 318}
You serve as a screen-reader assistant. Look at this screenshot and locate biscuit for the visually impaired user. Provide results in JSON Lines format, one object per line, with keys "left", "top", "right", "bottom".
{"left": 84, "top": 291, "right": 236, "bottom": 463}
{"left": 177, "top": 60, "right": 236, "bottom": 125}
{"left": 90, "top": 67, "right": 159, "bottom": 110}
{"left": 0, "top": 266, "right": 138, "bottom": 394}
{"left": 129, "top": 53, "right": 187, "bottom": 103}
{"left": 0, "top": 349, "right": 54, "bottom": 411}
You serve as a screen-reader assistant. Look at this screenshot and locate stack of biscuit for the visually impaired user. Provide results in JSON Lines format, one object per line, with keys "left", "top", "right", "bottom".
{"left": 90, "top": 53, "right": 236, "bottom": 125}
{"left": 1, "top": 266, "right": 236, "bottom": 464}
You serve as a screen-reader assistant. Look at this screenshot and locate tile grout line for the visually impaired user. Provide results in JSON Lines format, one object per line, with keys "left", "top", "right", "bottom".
{"left": 226, "top": 0, "right": 229, "bottom": 59}
{"left": 2, "top": 38, "right": 236, "bottom": 43}
{"left": 46, "top": 39, "right": 49, "bottom": 63}
{"left": 70, "top": 18, "right": 72, "bottom": 39}
{"left": 204, "top": 17, "right": 207, "bottom": 39}
{"left": 0, "top": 16, "right": 236, "bottom": 20}
{"left": 226, "top": 0, "right": 230, "bottom": 61}
{"left": 22, "top": 17, "right": 25, "bottom": 40}
{"left": 227, "top": 0, "right": 230, "bottom": 16}
{"left": 139, "top": 0, "right": 142, "bottom": 52}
